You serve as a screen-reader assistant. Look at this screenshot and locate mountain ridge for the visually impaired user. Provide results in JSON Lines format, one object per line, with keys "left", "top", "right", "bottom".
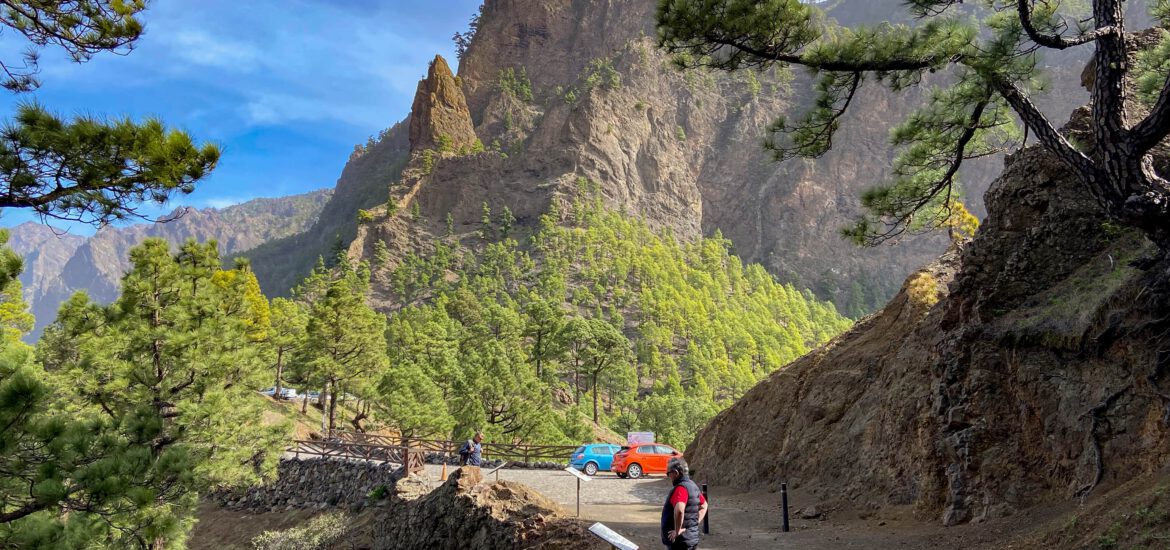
{"left": 7, "top": 189, "right": 332, "bottom": 339}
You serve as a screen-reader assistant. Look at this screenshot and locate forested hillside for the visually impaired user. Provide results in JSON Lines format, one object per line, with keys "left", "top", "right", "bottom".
{"left": 373, "top": 188, "right": 850, "bottom": 447}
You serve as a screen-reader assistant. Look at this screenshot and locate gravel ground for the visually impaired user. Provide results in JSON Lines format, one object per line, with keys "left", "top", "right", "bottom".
{"left": 419, "top": 464, "right": 668, "bottom": 508}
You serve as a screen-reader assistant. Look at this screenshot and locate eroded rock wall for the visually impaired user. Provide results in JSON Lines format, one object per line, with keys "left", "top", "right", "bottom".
{"left": 212, "top": 458, "right": 403, "bottom": 512}
{"left": 685, "top": 120, "right": 1170, "bottom": 524}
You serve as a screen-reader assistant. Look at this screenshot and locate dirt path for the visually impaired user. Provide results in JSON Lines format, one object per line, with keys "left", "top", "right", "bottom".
{"left": 191, "top": 464, "right": 1120, "bottom": 549}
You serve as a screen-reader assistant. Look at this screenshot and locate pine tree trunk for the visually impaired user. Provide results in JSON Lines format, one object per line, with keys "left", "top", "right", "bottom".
{"left": 592, "top": 370, "right": 600, "bottom": 423}
{"left": 273, "top": 348, "right": 284, "bottom": 399}
{"left": 327, "top": 378, "right": 338, "bottom": 434}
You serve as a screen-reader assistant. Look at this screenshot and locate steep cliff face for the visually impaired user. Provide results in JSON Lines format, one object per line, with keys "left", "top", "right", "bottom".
{"left": 7, "top": 189, "right": 330, "bottom": 339}
{"left": 340, "top": 0, "right": 995, "bottom": 316}
{"left": 6, "top": 224, "right": 85, "bottom": 336}
{"left": 245, "top": 120, "right": 412, "bottom": 297}
{"left": 684, "top": 108, "right": 1170, "bottom": 524}
{"left": 244, "top": 0, "right": 1102, "bottom": 316}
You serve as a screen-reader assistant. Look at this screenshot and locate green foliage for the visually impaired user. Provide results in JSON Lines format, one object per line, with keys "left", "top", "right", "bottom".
{"left": 675, "top": 125, "right": 687, "bottom": 141}
{"left": 0, "top": 0, "right": 147, "bottom": 92}
{"left": 446, "top": 212, "right": 455, "bottom": 237}
{"left": 297, "top": 260, "right": 387, "bottom": 432}
{"left": 386, "top": 191, "right": 399, "bottom": 216}
{"left": 582, "top": 57, "right": 622, "bottom": 91}
{"left": 500, "top": 205, "right": 515, "bottom": 239}
{"left": 373, "top": 240, "right": 392, "bottom": 270}
{"left": 26, "top": 239, "right": 287, "bottom": 547}
{"left": 420, "top": 149, "right": 436, "bottom": 175}
{"left": 436, "top": 133, "right": 454, "bottom": 153}
{"left": 267, "top": 297, "right": 308, "bottom": 395}
{"left": 559, "top": 57, "right": 622, "bottom": 106}
{"left": 411, "top": 201, "right": 422, "bottom": 222}
{"left": 452, "top": 5, "right": 483, "bottom": 62}
{"left": 356, "top": 209, "right": 374, "bottom": 224}
{"left": 0, "top": 103, "right": 221, "bottom": 225}
{"left": 381, "top": 200, "right": 851, "bottom": 447}
{"left": 251, "top": 512, "right": 350, "bottom": 550}
{"left": 655, "top": 0, "right": 1051, "bottom": 245}
{"left": 480, "top": 201, "right": 493, "bottom": 241}
{"left": 498, "top": 67, "right": 534, "bottom": 102}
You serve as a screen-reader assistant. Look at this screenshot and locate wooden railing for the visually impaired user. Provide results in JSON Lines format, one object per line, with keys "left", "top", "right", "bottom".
{"left": 329, "top": 431, "right": 578, "bottom": 463}
{"left": 289, "top": 440, "right": 425, "bottom": 474}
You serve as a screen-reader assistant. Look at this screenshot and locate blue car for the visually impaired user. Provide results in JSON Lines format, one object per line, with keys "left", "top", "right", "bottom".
{"left": 570, "top": 444, "right": 622, "bottom": 476}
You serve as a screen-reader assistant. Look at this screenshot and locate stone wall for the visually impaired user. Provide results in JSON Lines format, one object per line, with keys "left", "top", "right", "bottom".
{"left": 212, "top": 458, "right": 403, "bottom": 512}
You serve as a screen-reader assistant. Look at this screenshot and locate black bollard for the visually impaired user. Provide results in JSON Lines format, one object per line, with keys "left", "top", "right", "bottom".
{"left": 781, "top": 482, "right": 790, "bottom": 532}
{"left": 701, "top": 483, "right": 709, "bottom": 534}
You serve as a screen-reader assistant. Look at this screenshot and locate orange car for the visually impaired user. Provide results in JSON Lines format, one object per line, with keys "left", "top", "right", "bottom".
{"left": 612, "top": 443, "right": 682, "bottom": 479}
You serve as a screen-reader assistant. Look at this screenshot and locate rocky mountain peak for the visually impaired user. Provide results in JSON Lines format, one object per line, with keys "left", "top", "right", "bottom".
{"left": 408, "top": 55, "right": 477, "bottom": 153}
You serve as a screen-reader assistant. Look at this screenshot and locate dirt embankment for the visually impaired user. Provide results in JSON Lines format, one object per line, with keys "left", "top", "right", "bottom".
{"left": 687, "top": 90, "right": 1170, "bottom": 526}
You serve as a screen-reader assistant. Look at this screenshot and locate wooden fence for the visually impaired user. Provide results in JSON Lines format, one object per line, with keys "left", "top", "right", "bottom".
{"left": 329, "top": 431, "right": 578, "bottom": 463}
{"left": 289, "top": 440, "right": 425, "bottom": 473}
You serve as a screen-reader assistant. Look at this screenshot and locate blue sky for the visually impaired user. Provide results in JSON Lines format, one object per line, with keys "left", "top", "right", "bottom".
{"left": 0, "top": 0, "right": 483, "bottom": 234}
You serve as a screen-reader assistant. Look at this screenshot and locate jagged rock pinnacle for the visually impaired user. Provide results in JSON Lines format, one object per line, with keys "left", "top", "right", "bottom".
{"left": 408, "top": 55, "right": 477, "bottom": 153}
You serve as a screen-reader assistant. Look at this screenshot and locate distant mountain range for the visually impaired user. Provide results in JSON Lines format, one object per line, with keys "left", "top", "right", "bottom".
{"left": 5, "top": 189, "right": 332, "bottom": 340}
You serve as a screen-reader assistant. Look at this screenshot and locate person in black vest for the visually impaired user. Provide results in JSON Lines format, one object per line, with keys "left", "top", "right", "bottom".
{"left": 661, "top": 457, "right": 707, "bottom": 549}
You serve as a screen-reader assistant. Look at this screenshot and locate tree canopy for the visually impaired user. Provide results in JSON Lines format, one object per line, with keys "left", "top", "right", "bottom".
{"left": 0, "top": 1, "right": 219, "bottom": 227}
{"left": 0, "top": 0, "right": 146, "bottom": 92}
{"left": 375, "top": 189, "right": 852, "bottom": 447}
{"left": 657, "top": 0, "right": 1170, "bottom": 248}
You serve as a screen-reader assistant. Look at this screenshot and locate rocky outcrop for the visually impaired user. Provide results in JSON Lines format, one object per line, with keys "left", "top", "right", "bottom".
{"left": 338, "top": 0, "right": 1105, "bottom": 318}
{"left": 409, "top": 55, "right": 478, "bottom": 153}
{"left": 373, "top": 467, "right": 601, "bottom": 550}
{"left": 684, "top": 111, "right": 1170, "bottom": 524}
{"left": 7, "top": 189, "right": 330, "bottom": 339}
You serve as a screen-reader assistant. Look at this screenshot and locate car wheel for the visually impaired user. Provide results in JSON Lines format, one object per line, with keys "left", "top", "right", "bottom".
{"left": 584, "top": 462, "right": 599, "bottom": 476}
{"left": 627, "top": 463, "right": 643, "bottom": 479}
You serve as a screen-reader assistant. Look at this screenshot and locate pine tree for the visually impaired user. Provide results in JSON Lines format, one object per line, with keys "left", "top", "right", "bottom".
{"left": 267, "top": 297, "right": 307, "bottom": 399}
{"left": 582, "top": 318, "right": 632, "bottom": 423}
{"left": 658, "top": 0, "right": 1170, "bottom": 248}
{"left": 500, "top": 205, "right": 515, "bottom": 239}
{"left": 522, "top": 298, "right": 565, "bottom": 379}
{"left": 41, "top": 239, "right": 286, "bottom": 547}
{"left": 374, "top": 360, "right": 454, "bottom": 443}
{"left": 300, "top": 262, "right": 388, "bottom": 432}
{"left": 479, "top": 201, "right": 493, "bottom": 241}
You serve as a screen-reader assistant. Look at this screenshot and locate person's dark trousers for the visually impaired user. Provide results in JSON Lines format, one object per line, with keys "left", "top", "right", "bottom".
{"left": 667, "top": 539, "right": 697, "bottom": 550}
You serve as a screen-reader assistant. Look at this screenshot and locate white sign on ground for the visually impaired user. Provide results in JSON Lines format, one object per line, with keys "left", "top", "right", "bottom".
{"left": 588, "top": 523, "right": 638, "bottom": 550}
{"left": 564, "top": 466, "right": 592, "bottom": 481}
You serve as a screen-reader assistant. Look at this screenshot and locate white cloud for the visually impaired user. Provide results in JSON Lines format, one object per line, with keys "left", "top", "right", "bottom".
{"left": 168, "top": 30, "right": 262, "bottom": 71}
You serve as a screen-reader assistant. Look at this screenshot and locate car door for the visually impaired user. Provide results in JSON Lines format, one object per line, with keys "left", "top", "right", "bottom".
{"left": 635, "top": 445, "right": 655, "bottom": 471}
{"left": 594, "top": 445, "right": 615, "bottom": 470}
{"left": 655, "top": 445, "right": 678, "bottom": 473}
{"left": 642, "top": 445, "right": 663, "bottom": 473}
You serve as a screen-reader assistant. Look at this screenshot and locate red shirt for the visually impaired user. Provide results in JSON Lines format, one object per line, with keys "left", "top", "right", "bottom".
{"left": 670, "top": 485, "right": 707, "bottom": 507}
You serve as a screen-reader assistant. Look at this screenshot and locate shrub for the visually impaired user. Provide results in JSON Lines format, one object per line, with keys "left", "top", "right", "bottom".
{"left": 420, "top": 150, "right": 435, "bottom": 175}
{"left": 498, "top": 67, "right": 533, "bottom": 102}
{"left": 357, "top": 209, "right": 374, "bottom": 224}
{"left": 252, "top": 512, "right": 349, "bottom": 550}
